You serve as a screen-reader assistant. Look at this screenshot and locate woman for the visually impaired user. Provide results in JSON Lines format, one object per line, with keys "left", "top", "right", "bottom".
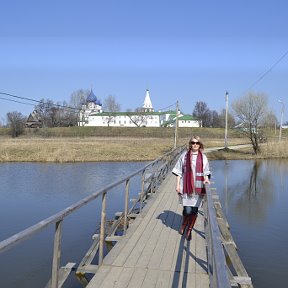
{"left": 172, "top": 136, "right": 210, "bottom": 240}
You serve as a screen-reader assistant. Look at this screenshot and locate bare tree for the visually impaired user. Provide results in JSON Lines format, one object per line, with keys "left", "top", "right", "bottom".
{"left": 69, "top": 89, "right": 90, "bottom": 126}
{"left": 34, "top": 99, "right": 76, "bottom": 127}
{"left": 70, "top": 89, "right": 89, "bottom": 110}
{"left": 58, "top": 100, "right": 77, "bottom": 126}
{"left": 103, "top": 95, "right": 121, "bottom": 127}
{"left": 34, "top": 99, "right": 55, "bottom": 127}
{"left": 217, "top": 109, "right": 236, "bottom": 128}
{"left": 262, "top": 110, "right": 277, "bottom": 130}
{"left": 7, "top": 111, "right": 26, "bottom": 137}
{"left": 126, "top": 107, "right": 148, "bottom": 127}
{"left": 192, "top": 101, "right": 211, "bottom": 127}
{"left": 232, "top": 92, "right": 269, "bottom": 154}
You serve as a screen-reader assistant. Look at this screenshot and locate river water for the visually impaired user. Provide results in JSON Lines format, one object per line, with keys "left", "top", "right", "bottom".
{"left": 0, "top": 160, "right": 287, "bottom": 287}
{"left": 211, "top": 159, "right": 288, "bottom": 288}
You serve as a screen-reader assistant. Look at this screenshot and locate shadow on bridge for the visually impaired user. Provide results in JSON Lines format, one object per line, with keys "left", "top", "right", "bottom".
{"left": 157, "top": 210, "right": 208, "bottom": 287}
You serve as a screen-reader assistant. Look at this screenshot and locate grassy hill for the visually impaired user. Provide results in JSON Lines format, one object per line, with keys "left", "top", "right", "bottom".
{"left": 1, "top": 126, "right": 244, "bottom": 138}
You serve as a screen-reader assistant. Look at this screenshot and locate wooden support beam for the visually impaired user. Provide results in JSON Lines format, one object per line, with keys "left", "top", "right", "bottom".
{"left": 105, "top": 235, "right": 122, "bottom": 242}
{"left": 76, "top": 264, "right": 99, "bottom": 274}
{"left": 45, "top": 262, "right": 76, "bottom": 288}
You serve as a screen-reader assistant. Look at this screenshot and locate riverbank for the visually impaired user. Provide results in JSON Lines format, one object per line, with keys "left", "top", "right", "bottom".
{"left": 0, "top": 137, "right": 176, "bottom": 162}
{"left": 0, "top": 126, "right": 286, "bottom": 162}
{"left": 1, "top": 135, "right": 287, "bottom": 162}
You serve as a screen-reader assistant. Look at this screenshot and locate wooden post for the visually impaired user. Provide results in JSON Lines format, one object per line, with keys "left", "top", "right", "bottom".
{"left": 124, "top": 179, "right": 130, "bottom": 235}
{"left": 224, "top": 91, "right": 229, "bottom": 149}
{"left": 140, "top": 171, "right": 145, "bottom": 213}
{"left": 174, "top": 100, "right": 179, "bottom": 149}
{"left": 51, "top": 220, "right": 63, "bottom": 288}
{"left": 99, "top": 191, "right": 107, "bottom": 265}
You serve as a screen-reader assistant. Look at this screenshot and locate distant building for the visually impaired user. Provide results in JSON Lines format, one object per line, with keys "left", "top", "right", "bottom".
{"left": 142, "top": 89, "right": 154, "bottom": 113}
{"left": 177, "top": 115, "right": 202, "bottom": 128}
{"left": 78, "top": 89, "right": 102, "bottom": 125}
{"left": 78, "top": 89, "right": 201, "bottom": 128}
{"left": 26, "top": 110, "right": 42, "bottom": 128}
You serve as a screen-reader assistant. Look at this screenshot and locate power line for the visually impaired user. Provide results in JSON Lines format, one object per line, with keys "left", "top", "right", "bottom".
{"left": 0, "top": 91, "right": 80, "bottom": 113}
{"left": 0, "top": 97, "right": 35, "bottom": 106}
{"left": 157, "top": 102, "right": 178, "bottom": 112}
{"left": 243, "top": 49, "right": 288, "bottom": 93}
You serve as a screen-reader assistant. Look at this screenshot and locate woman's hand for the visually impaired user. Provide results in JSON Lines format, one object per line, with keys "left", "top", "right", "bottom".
{"left": 204, "top": 176, "right": 210, "bottom": 184}
{"left": 176, "top": 176, "right": 181, "bottom": 193}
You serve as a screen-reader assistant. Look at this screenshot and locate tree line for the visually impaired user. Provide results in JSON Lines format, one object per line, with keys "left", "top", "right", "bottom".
{"left": 4, "top": 89, "right": 284, "bottom": 154}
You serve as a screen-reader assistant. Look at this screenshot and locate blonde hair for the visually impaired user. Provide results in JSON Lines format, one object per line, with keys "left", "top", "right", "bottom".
{"left": 188, "top": 135, "right": 204, "bottom": 150}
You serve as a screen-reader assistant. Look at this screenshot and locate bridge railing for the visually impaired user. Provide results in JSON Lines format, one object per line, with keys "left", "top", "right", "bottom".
{"left": 0, "top": 145, "right": 185, "bottom": 288}
{"left": 204, "top": 183, "right": 253, "bottom": 288}
{"left": 204, "top": 183, "right": 231, "bottom": 288}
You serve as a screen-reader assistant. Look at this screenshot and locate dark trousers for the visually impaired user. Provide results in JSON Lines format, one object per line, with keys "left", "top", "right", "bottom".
{"left": 183, "top": 206, "right": 198, "bottom": 216}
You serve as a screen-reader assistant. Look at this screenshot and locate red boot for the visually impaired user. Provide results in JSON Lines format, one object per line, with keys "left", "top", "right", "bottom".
{"left": 179, "top": 215, "right": 189, "bottom": 235}
{"left": 186, "top": 214, "right": 197, "bottom": 240}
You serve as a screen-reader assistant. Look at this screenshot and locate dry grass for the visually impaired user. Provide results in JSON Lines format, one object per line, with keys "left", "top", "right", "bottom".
{"left": 1, "top": 135, "right": 286, "bottom": 162}
{"left": 208, "top": 139, "right": 288, "bottom": 160}
{"left": 258, "top": 141, "right": 288, "bottom": 158}
{"left": 0, "top": 137, "right": 175, "bottom": 162}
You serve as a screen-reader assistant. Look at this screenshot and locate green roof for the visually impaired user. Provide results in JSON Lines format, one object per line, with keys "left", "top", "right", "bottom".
{"left": 89, "top": 111, "right": 177, "bottom": 117}
{"left": 178, "top": 115, "right": 198, "bottom": 121}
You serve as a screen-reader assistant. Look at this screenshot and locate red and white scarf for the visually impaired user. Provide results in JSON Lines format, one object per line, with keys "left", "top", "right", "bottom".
{"left": 183, "top": 150, "right": 206, "bottom": 195}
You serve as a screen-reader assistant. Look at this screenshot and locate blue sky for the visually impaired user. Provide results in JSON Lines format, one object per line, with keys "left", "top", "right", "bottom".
{"left": 1, "top": 0, "right": 288, "bottom": 124}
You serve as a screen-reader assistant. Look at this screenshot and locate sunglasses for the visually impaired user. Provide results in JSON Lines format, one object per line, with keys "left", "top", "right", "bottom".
{"left": 191, "top": 141, "right": 200, "bottom": 145}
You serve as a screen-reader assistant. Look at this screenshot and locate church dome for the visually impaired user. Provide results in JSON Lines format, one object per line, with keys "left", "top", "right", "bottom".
{"left": 86, "top": 90, "right": 102, "bottom": 106}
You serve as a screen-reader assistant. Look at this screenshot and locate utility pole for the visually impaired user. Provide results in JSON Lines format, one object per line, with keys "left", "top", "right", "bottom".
{"left": 224, "top": 91, "right": 229, "bottom": 149}
{"left": 278, "top": 100, "right": 284, "bottom": 142}
{"left": 174, "top": 101, "right": 179, "bottom": 149}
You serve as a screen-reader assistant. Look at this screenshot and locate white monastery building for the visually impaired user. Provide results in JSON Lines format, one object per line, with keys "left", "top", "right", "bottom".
{"left": 78, "top": 89, "right": 201, "bottom": 128}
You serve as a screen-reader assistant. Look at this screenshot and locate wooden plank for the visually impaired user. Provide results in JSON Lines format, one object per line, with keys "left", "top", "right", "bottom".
{"left": 126, "top": 267, "right": 147, "bottom": 288}
{"left": 184, "top": 235, "right": 195, "bottom": 273}
{"left": 86, "top": 265, "right": 111, "bottom": 287}
{"left": 170, "top": 226, "right": 185, "bottom": 272}
{"left": 148, "top": 195, "right": 180, "bottom": 269}
{"left": 195, "top": 273, "right": 209, "bottom": 288}
{"left": 187, "top": 221, "right": 197, "bottom": 273}
{"left": 224, "top": 243, "right": 250, "bottom": 277}
{"left": 159, "top": 209, "right": 182, "bottom": 271}
{"left": 99, "top": 266, "right": 123, "bottom": 288}
{"left": 170, "top": 271, "right": 182, "bottom": 288}
{"left": 112, "top": 175, "right": 175, "bottom": 267}
{"left": 122, "top": 188, "right": 169, "bottom": 267}
{"left": 105, "top": 235, "right": 122, "bottom": 242}
{"left": 78, "top": 239, "right": 99, "bottom": 269}
{"left": 104, "top": 176, "right": 170, "bottom": 267}
{"left": 183, "top": 272, "right": 196, "bottom": 288}
{"left": 155, "top": 270, "right": 172, "bottom": 288}
{"left": 135, "top": 186, "right": 176, "bottom": 268}
{"left": 114, "top": 267, "right": 135, "bottom": 288}
{"left": 76, "top": 264, "right": 98, "bottom": 274}
{"left": 140, "top": 268, "right": 159, "bottom": 288}
{"left": 195, "top": 208, "right": 208, "bottom": 274}
{"left": 122, "top": 216, "right": 158, "bottom": 267}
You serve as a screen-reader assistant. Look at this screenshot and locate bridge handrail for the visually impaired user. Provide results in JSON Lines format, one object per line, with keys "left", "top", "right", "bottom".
{"left": 204, "top": 183, "right": 231, "bottom": 288}
{"left": 0, "top": 144, "right": 186, "bottom": 288}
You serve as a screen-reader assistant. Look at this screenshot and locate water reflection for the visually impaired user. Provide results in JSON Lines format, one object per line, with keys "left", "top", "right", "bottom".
{"left": 234, "top": 160, "right": 273, "bottom": 223}
{"left": 211, "top": 159, "right": 288, "bottom": 288}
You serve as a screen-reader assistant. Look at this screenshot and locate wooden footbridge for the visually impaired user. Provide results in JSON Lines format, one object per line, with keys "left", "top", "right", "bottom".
{"left": 87, "top": 171, "right": 209, "bottom": 288}
{"left": 0, "top": 146, "right": 253, "bottom": 288}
